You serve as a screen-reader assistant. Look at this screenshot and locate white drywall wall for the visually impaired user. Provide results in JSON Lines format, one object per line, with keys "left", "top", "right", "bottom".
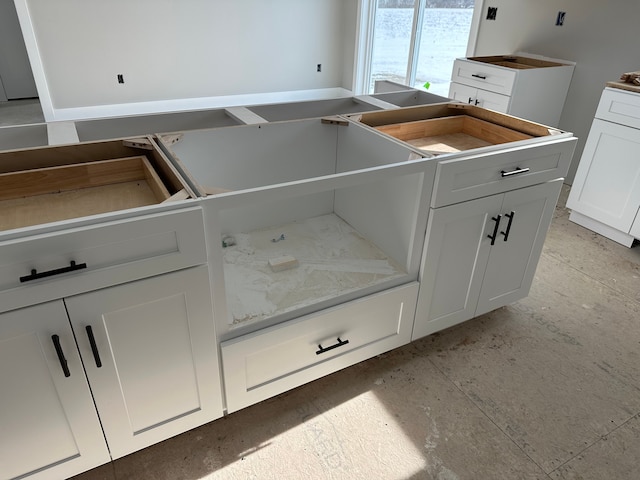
{"left": 16, "top": 0, "right": 356, "bottom": 120}
{"left": 473, "top": 0, "right": 640, "bottom": 183}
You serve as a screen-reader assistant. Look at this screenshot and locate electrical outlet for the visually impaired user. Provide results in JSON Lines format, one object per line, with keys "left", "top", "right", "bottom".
{"left": 487, "top": 7, "right": 497, "bottom": 20}
{"left": 117, "top": 74, "right": 124, "bottom": 84}
{"left": 556, "top": 11, "right": 566, "bottom": 26}
{"left": 317, "top": 64, "right": 322, "bottom": 73}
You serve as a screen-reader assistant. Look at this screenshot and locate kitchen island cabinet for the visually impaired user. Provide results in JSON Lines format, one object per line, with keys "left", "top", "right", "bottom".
{"left": 0, "top": 98, "right": 577, "bottom": 479}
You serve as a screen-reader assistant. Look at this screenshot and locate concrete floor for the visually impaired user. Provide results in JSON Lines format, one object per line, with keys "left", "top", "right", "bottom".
{"left": 66, "top": 187, "right": 640, "bottom": 480}
{"left": 0, "top": 98, "right": 44, "bottom": 126}
{"left": 2, "top": 103, "right": 638, "bottom": 479}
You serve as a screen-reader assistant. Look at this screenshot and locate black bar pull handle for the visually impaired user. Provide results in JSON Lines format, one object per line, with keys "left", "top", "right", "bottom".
{"left": 501, "top": 211, "right": 515, "bottom": 242}
{"left": 51, "top": 335, "right": 70, "bottom": 377}
{"left": 501, "top": 167, "right": 530, "bottom": 178}
{"left": 86, "top": 326, "right": 102, "bottom": 368}
{"left": 316, "top": 337, "right": 349, "bottom": 355}
{"left": 487, "top": 215, "right": 502, "bottom": 246}
{"left": 472, "top": 73, "right": 487, "bottom": 79}
{"left": 468, "top": 97, "right": 473, "bottom": 104}
{"left": 20, "top": 261, "right": 87, "bottom": 283}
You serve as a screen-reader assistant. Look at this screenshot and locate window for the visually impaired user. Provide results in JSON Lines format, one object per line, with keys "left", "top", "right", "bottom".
{"left": 366, "top": 0, "right": 478, "bottom": 97}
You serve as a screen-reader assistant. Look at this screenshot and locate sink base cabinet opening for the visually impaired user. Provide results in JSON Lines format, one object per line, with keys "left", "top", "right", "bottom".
{"left": 212, "top": 167, "right": 430, "bottom": 333}
{"left": 161, "top": 118, "right": 434, "bottom": 335}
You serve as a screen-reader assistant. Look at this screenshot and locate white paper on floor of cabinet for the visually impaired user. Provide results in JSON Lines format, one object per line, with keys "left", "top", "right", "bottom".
{"left": 223, "top": 213, "right": 406, "bottom": 325}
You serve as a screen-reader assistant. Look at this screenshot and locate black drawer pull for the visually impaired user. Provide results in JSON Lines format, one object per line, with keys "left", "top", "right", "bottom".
{"left": 487, "top": 215, "right": 502, "bottom": 246}
{"left": 472, "top": 73, "right": 487, "bottom": 79}
{"left": 316, "top": 337, "right": 349, "bottom": 355}
{"left": 86, "top": 326, "right": 102, "bottom": 368}
{"left": 501, "top": 211, "right": 515, "bottom": 242}
{"left": 501, "top": 167, "right": 530, "bottom": 178}
{"left": 20, "top": 261, "right": 87, "bottom": 283}
{"left": 51, "top": 335, "right": 70, "bottom": 377}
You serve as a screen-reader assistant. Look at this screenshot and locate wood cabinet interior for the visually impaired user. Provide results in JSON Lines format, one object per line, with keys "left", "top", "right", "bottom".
{"left": 353, "top": 103, "right": 558, "bottom": 156}
{"left": 0, "top": 138, "right": 192, "bottom": 232}
{"left": 374, "top": 115, "right": 532, "bottom": 155}
{"left": 468, "top": 55, "right": 565, "bottom": 69}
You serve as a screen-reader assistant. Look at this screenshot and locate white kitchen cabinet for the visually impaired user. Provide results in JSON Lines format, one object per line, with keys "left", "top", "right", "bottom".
{"left": 349, "top": 104, "right": 575, "bottom": 341}
{"left": 449, "top": 54, "right": 575, "bottom": 127}
{"left": 0, "top": 302, "right": 110, "bottom": 480}
{"left": 0, "top": 95, "right": 579, "bottom": 478}
{"left": 1, "top": 266, "right": 222, "bottom": 479}
{"left": 412, "top": 180, "right": 562, "bottom": 339}
{"left": 567, "top": 87, "right": 640, "bottom": 247}
{"left": 65, "top": 265, "right": 223, "bottom": 460}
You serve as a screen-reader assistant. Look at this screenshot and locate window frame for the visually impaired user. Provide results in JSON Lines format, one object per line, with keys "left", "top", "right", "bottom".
{"left": 353, "top": 0, "right": 485, "bottom": 95}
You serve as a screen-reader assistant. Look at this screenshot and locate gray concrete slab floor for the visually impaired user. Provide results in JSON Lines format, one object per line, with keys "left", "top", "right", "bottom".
{"left": 0, "top": 98, "right": 44, "bottom": 126}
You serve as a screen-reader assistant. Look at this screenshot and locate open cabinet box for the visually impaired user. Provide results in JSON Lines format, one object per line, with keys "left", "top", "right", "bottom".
{"left": 158, "top": 118, "right": 435, "bottom": 337}
{"left": 348, "top": 103, "right": 565, "bottom": 157}
{"left": 0, "top": 137, "right": 195, "bottom": 233}
{"left": 467, "top": 55, "right": 568, "bottom": 70}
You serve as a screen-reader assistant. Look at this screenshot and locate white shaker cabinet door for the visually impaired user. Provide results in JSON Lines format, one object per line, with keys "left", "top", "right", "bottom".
{"left": 0, "top": 302, "right": 110, "bottom": 480}
{"left": 567, "top": 119, "right": 640, "bottom": 233}
{"left": 64, "top": 266, "right": 223, "bottom": 460}
{"left": 476, "top": 179, "right": 562, "bottom": 316}
{"left": 413, "top": 194, "right": 502, "bottom": 340}
{"left": 414, "top": 179, "right": 562, "bottom": 340}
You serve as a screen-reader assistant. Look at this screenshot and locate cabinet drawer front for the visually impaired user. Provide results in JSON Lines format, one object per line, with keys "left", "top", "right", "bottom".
{"left": 432, "top": 136, "right": 576, "bottom": 207}
{"left": 0, "top": 207, "right": 206, "bottom": 312}
{"left": 451, "top": 59, "right": 516, "bottom": 96}
{"left": 221, "top": 283, "right": 418, "bottom": 413}
{"left": 596, "top": 88, "right": 640, "bottom": 129}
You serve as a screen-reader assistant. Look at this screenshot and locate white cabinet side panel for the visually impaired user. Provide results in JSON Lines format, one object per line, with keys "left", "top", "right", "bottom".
{"left": 567, "top": 119, "right": 640, "bottom": 232}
